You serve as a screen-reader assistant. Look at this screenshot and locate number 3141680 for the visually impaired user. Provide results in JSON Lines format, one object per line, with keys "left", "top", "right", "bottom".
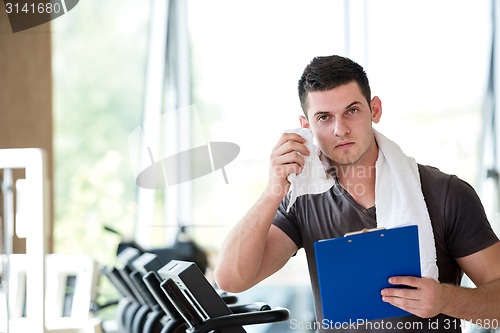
{"left": 5, "top": 2, "right": 62, "bottom": 14}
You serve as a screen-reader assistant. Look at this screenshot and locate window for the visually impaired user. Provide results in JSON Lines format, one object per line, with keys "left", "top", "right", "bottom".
{"left": 52, "top": 0, "right": 150, "bottom": 262}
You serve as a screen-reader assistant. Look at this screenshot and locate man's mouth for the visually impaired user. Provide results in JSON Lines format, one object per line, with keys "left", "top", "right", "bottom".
{"left": 335, "top": 142, "right": 354, "bottom": 149}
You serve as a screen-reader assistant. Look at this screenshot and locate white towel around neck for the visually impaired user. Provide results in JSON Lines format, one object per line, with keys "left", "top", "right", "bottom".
{"left": 374, "top": 129, "right": 438, "bottom": 280}
{"left": 285, "top": 127, "right": 439, "bottom": 280}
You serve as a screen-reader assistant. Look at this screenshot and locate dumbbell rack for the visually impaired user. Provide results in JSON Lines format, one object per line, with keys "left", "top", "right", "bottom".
{"left": 102, "top": 251, "right": 290, "bottom": 333}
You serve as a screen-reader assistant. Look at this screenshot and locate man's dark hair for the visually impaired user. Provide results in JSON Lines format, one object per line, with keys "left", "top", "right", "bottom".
{"left": 298, "top": 55, "right": 371, "bottom": 116}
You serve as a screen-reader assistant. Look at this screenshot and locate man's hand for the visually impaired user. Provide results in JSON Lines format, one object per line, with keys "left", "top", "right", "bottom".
{"left": 381, "top": 276, "right": 449, "bottom": 318}
{"left": 266, "top": 132, "right": 310, "bottom": 198}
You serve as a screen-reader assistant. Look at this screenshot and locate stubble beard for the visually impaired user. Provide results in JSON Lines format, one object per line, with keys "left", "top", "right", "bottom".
{"left": 325, "top": 143, "right": 376, "bottom": 179}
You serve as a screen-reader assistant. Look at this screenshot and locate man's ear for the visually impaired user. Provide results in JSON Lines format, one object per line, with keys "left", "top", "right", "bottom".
{"left": 370, "top": 96, "right": 382, "bottom": 123}
{"left": 299, "top": 115, "right": 310, "bottom": 128}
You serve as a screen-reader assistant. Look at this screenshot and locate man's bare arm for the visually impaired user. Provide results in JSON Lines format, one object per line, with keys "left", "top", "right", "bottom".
{"left": 213, "top": 132, "right": 308, "bottom": 292}
{"left": 213, "top": 193, "right": 298, "bottom": 292}
{"left": 443, "top": 241, "right": 500, "bottom": 321}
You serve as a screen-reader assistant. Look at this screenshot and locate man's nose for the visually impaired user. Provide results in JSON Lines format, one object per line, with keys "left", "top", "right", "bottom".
{"left": 334, "top": 120, "right": 350, "bottom": 137}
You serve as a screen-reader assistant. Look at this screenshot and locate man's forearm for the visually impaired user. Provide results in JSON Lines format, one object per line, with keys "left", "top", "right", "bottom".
{"left": 213, "top": 190, "right": 283, "bottom": 292}
{"left": 442, "top": 278, "right": 500, "bottom": 325}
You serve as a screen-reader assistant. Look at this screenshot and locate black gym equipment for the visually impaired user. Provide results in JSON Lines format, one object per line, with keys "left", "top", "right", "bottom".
{"left": 100, "top": 266, "right": 141, "bottom": 333}
{"left": 143, "top": 271, "right": 188, "bottom": 333}
{"left": 116, "top": 247, "right": 150, "bottom": 333}
{"left": 99, "top": 252, "right": 290, "bottom": 333}
{"left": 104, "top": 225, "right": 208, "bottom": 274}
{"left": 158, "top": 260, "right": 290, "bottom": 333}
{"left": 130, "top": 252, "right": 186, "bottom": 333}
{"left": 130, "top": 252, "right": 240, "bottom": 333}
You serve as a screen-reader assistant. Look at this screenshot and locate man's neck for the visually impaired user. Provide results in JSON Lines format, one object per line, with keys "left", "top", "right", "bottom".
{"left": 336, "top": 164, "right": 376, "bottom": 209}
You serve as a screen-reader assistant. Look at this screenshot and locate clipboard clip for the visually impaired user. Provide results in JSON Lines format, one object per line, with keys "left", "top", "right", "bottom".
{"left": 344, "top": 227, "right": 386, "bottom": 237}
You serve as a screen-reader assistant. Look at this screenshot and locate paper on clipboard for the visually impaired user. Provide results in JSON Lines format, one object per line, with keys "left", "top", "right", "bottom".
{"left": 314, "top": 225, "right": 421, "bottom": 323}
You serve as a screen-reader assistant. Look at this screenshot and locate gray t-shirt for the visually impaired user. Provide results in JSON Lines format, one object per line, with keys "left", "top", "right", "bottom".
{"left": 273, "top": 164, "right": 498, "bottom": 332}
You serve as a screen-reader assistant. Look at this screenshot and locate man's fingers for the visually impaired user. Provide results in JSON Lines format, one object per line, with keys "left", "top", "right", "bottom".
{"left": 272, "top": 132, "right": 305, "bottom": 150}
{"left": 270, "top": 133, "right": 310, "bottom": 178}
{"left": 381, "top": 295, "right": 422, "bottom": 315}
{"left": 381, "top": 276, "right": 422, "bottom": 300}
{"left": 273, "top": 151, "right": 305, "bottom": 168}
{"left": 273, "top": 141, "right": 310, "bottom": 159}
{"left": 272, "top": 133, "right": 310, "bottom": 157}
{"left": 381, "top": 286, "right": 419, "bottom": 300}
{"left": 381, "top": 277, "right": 443, "bottom": 319}
{"left": 388, "top": 276, "right": 422, "bottom": 288}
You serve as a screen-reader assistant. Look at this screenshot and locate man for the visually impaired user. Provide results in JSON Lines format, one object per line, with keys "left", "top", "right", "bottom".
{"left": 214, "top": 55, "right": 500, "bottom": 332}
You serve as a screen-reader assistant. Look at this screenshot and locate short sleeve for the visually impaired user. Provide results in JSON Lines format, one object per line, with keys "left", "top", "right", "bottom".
{"left": 272, "top": 195, "right": 303, "bottom": 249}
{"left": 445, "top": 176, "right": 499, "bottom": 258}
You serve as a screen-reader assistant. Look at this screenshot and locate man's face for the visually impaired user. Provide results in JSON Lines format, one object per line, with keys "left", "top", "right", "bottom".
{"left": 300, "top": 81, "right": 382, "bottom": 168}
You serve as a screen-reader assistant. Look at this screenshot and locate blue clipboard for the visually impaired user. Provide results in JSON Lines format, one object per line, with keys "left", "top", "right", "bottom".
{"left": 314, "top": 225, "right": 421, "bottom": 323}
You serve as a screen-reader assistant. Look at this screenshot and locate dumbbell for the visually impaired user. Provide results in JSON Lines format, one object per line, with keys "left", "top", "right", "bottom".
{"left": 142, "top": 271, "right": 187, "bottom": 333}
{"left": 100, "top": 266, "right": 141, "bottom": 333}
{"left": 128, "top": 252, "right": 175, "bottom": 333}
{"left": 115, "top": 247, "right": 152, "bottom": 333}
{"left": 128, "top": 270, "right": 164, "bottom": 333}
{"left": 140, "top": 262, "right": 239, "bottom": 333}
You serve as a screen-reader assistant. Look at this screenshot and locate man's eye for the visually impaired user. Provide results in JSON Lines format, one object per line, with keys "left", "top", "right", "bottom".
{"left": 347, "top": 108, "right": 358, "bottom": 115}
{"left": 318, "top": 115, "right": 328, "bottom": 121}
